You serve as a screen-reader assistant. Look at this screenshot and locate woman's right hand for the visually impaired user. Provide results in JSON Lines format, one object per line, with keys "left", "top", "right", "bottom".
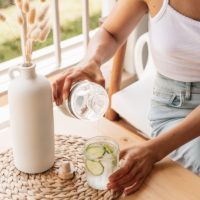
{"left": 52, "top": 60, "right": 105, "bottom": 106}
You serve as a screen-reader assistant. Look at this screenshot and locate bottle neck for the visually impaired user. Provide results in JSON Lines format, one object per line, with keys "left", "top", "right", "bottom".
{"left": 20, "top": 64, "right": 36, "bottom": 79}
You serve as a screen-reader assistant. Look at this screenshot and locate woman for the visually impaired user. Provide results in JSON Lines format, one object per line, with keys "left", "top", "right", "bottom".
{"left": 52, "top": 0, "right": 200, "bottom": 196}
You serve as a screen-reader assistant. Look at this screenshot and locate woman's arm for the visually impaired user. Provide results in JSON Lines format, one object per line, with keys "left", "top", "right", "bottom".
{"left": 52, "top": 0, "right": 148, "bottom": 105}
{"left": 148, "top": 105, "right": 200, "bottom": 161}
{"left": 84, "top": 0, "right": 148, "bottom": 65}
{"left": 108, "top": 105, "right": 200, "bottom": 195}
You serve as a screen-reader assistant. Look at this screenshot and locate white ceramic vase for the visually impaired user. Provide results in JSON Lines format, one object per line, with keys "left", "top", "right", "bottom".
{"left": 8, "top": 64, "right": 55, "bottom": 174}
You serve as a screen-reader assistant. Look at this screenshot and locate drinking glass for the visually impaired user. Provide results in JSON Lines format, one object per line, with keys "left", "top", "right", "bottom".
{"left": 84, "top": 136, "right": 119, "bottom": 190}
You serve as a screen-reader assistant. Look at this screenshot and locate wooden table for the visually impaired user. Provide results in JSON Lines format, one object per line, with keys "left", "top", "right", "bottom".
{"left": 1, "top": 108, "right": 200, "bottom": 200}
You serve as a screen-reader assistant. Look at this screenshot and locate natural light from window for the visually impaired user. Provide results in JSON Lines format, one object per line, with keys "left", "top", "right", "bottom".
{"left": 0, "top": 0, "right": 101, "bottom": 64}
{"left": 59, "top": 0, "right": 101, "bottom": 42}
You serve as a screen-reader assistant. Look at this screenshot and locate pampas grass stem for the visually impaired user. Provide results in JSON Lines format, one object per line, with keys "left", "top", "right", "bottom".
{"left": 28, "top": 7, "right": 36, "bottom": 24}
{"left": 15, "top": 0, "right": 23, "bottom": 9}
{"left": 39, "top": 17, "right": 48, "bottom": 30}
{"left": 22, "top": 0, "right": 30, "bottom": 14}
{"left": 30, "top": 27, "right": 41, "bottom": 41}
{"left": 39, "top": 25, "right": 50, "bottom": 42}
{"left": 15, "top": 1, "right": 51, "bottom": 66}
{"left": 38, "top": 4, "right": 49, "bottom": 22}
{"left": 22, "top": 14, "right": 28, "bottom": 64}
{"left": 17, "top": 13, "right": 24, "bottom": 25}
{"left": 0, "top": 13, "right": 6, "bottom": 22}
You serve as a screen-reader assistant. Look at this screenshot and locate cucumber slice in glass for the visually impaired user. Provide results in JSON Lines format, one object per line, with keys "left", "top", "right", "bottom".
{"left": 103, "top": 144, "right": 113, "bottom": 154}
{"left": 112, "top": 155, "right": 117, "bottom": 167}
{"left": 86, "top": 144, "right": 105, "bottom": 160}
{"left": 86, "top": 160, "right": 104, "bottom": 176}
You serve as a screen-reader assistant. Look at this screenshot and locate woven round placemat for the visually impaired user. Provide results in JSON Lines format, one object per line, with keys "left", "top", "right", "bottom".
{"left": 0, "top": 135, "right": 121, "bottom": 200}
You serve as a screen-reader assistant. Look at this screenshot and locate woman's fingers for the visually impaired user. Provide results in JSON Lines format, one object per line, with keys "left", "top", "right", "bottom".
{"left": 95, "top": 76, "right": 105, "bottom": 87}
{"left": 107, "top": 143, "right": 156, "bottom": 196}
{"left": 52, "top": 60, "right": 104, "bottom": 106}
{"left": 108, "top": 163, "right": 144, "bottom": 191}
{"left": 62, "top": 72, "right": 94, "bottom": 100}
{"left": 124, "top": 177, "right": 145, "bottom": 196}
{"left": 52, "top": 74, "right": 65, "bottom": 105}
{"left": 108, "top": 171, "right": 146, "bottom": 195}
{"left": 109, "top": 155, "right": 134, "bottom": 182}
{"left": 53, "top": 71, "right": 97, "bottom": 105}
{"left": 56, "top": 78, "right": 65, "bottom": 105}
{"left": 107, "top": 182, "right": 123, "bottom": 192}
{"left": 84, "top": 65, "right": 105, "bottom": 87}
{"left": 52, "top": 81, "right": 57, "bottom": 102}
{"left": 114, "top": 162, "right": 139, "bottom": 186}
{"left": 53, "top": 73, "right": 79, "bottom": 105}
{"left": 119, "top": 149, "right": 127, "bottom": 159}
{"left": 122, "top": 168, "right": 144, "bottom": 189}
{"left": 62, "top": 76, "right": 73, "bottom": 101}
{"left": 108, "top": 173, "right": 145, "bottom": 195}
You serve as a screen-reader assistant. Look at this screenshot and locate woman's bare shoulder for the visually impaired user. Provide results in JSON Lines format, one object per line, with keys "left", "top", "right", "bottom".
{"left": 144, "top": 0, "right": 163, "bottom": 17}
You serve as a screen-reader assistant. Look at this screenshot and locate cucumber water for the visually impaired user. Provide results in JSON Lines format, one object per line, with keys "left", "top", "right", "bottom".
{"left": 84, "top": 138, "right": 119, "bottom": 190}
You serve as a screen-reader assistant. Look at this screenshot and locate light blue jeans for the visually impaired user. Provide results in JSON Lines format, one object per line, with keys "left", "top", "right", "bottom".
{"left": 148, "top": 73, "right": 200, "bottom": 175}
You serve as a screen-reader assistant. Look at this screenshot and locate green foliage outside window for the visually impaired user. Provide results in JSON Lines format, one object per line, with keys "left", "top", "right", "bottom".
{"left": 0, "top": 0, "right": 101, "bottom": 63}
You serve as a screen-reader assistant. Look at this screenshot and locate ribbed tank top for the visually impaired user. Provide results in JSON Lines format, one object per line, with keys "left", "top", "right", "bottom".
{"left": 149, "top": 0, "right": 200, "bottom": 82}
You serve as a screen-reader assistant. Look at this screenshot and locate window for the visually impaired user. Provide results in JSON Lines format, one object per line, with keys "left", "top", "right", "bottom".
{"left": 0, "top": 0, "right": 102, "bottom": 65}
{"left": 0, "top": 1, "right": 22, "bottom": 63}
{"left": 0, "top": 0, "right": 104, "bottom": 128}
{"left": 59, "top": 0, "right": 101, "bottom": 42}
{"left": 0, "top": 0, "right": 102, "bottom": 94}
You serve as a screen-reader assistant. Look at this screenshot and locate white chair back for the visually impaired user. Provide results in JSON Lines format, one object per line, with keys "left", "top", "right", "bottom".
{"left": 112, "top": 33, "right": 156, "bottom": 135}
{"left": 134, "top": 32, "right": 156, "bottom": 79}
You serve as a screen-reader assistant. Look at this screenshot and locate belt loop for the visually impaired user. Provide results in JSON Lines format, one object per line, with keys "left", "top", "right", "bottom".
{"left": 178, "top": 92, "right": 184, "bottom": 107}
{"left": 185, "top": 82, "right": 191, "bottom": 100}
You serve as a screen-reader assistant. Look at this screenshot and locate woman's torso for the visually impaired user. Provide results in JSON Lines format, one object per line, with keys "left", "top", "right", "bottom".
{"left": 148, "top": 0, "right": 200, "bottom": 82}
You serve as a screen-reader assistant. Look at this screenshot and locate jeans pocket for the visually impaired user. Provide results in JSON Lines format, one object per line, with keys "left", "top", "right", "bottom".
{"left": 148, "top": 87, "right": 173, "bottom": 122}
{"left": 148, "top": 87, "right": 184, "bottom": 123}
{"left": 151, "top": 87, "right": 184, "bottom": 107}
{"left": 169, "top": 93, "right": 185, "bottom": 108}
{"left": 148, "top": 89, "right": 183, "bottom": 133}
{"left": 151, "top": 87, "right": 174, "bottom": 105}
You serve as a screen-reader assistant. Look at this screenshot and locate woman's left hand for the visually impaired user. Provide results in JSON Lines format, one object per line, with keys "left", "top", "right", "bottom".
{"left": 107, "top": 142, "right": 157, "bottom": 196}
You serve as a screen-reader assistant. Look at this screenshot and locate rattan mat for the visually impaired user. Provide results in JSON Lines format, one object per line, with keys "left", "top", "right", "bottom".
{"left": 0, "top": 135, "right": 121, "bottom": 200}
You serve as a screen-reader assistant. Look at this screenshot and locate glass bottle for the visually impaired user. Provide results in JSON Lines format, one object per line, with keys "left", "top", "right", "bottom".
{"left": 59, "top": 80, "right": 109, "bottom": 121}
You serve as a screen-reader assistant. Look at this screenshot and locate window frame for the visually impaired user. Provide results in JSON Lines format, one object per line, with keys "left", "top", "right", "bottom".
{"left": 0, "top": 0, "right": 94, "bottom": 95}
{"left": 0, "top": 29, "right": 97, "bottom": 95}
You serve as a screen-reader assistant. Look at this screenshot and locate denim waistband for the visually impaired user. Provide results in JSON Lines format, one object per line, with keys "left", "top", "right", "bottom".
{"left": 155, "top": 73, "right": 200, "bottom": 100}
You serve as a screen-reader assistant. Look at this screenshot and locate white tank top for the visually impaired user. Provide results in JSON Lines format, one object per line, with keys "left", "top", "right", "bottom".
{"left": 149, "top": 0, "right": 200, "bottom": 82}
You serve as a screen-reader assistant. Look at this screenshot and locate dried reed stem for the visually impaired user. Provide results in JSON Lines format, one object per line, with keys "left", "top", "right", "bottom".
{"left": 22, "top": 0, "right": 30, "bottom": 14}
{"left": 38, "top": 4, "right": 49, "bottom": 22}
{"left": 27, "top": 24, "right": 37, "bottom": 37}
{"left": 17, "top": 13, "right": 24, "bottom": 25}
{"left": 15, "top": 1, "right": 51, "bottom": 66}
{"left": 26, "top": 39, "right": 33, "bottom": 64}
{"left": 14, "top": 0, "right": 23, "bottom": 9}
{"left": 30, "top": 27, "right": 41, "bottom": 41}
{"left": 21, "top": 12, "right": 28, "bottom": 64}
{"left": 28, "top": 7, "right": 36, "bottom": 25}
{"left": 0, "top": 13, "right": 6, "bottom": 22}
{"left": 39, "top": 18, "right": 49, "bottom": 30}
{"left": 39, "top": 25, "right": 50, "bottom": 42}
